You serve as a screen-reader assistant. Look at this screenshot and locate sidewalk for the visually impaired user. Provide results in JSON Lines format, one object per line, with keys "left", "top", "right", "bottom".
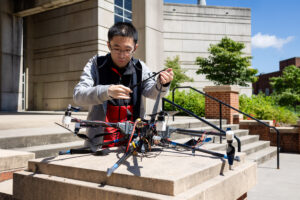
{"left": 0, "top": 111, "right": 87, "bottom": 130}
{"left": 248, "top": 152, "right": 300, "bottom": 200}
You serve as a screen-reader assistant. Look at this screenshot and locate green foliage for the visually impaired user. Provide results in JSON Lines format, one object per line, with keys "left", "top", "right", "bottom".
{"left": 164, "top": 90, "right": 205, "bottom": 117}
{"left": 239, "top": 94, "right": 298, "bottom": 125}
{"left": 163, "top": 90, "right": 298, "bottom": 125}
{"left": 270, "top": 65, "right": 300, "bottom": 110}
{"left": 164, "top": 56, "right": 193, "bottom": 90}
{"left": 196, "top": 37, "right": 258, "bottom": 86}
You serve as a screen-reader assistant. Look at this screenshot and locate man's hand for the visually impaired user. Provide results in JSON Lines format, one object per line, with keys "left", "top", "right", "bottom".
{"left": 159, "top": 68, "right": 174, "bottom": 85}
{"left": 108, "top": 85, "right": 132, "bottom": 99}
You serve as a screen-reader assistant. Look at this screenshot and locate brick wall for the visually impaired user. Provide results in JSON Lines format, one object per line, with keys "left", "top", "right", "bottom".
{"left": 204, "top": 86, "right": 239, "bottom": 124}
{"left": 240, "top": 120, "right": 300, "bottom": 153}
{"left": 253, "top": 57, "right": 300, "bottom": 95}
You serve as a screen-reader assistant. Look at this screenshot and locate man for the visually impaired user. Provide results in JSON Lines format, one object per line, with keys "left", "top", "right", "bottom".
{"left": 73, "top": 22, "right": 173, "bottom": 151}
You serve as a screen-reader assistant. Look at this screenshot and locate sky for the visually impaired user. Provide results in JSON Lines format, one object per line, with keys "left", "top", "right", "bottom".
{"left": 164, "top": 0, "right": 299, "bottom": 74}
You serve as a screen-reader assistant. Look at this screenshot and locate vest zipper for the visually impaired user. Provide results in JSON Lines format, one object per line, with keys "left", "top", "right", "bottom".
{"left": 118, "top": 76, "right": 121, "bottom": 121}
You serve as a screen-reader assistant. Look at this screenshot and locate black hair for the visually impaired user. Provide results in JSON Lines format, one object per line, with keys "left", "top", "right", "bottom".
{"left": 108, "top": 22, "right": 138, "bottom": 44}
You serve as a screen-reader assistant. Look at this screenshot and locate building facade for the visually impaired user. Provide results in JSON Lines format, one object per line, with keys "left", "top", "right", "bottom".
{"left": 163, "top": 3, "right": 252, "bottom": 95}
{"left": 253, "top": 57, "right": 300, "bottom": 95}
{"left": 0, "top": 0, "right": 252, "bottom": 111}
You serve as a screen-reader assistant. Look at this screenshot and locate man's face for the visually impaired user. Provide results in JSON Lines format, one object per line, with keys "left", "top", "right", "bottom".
{"left": 108, "top": 36, "right": 137, "bottom": 68}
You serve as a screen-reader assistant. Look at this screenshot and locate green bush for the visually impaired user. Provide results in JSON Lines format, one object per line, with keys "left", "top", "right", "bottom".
{"left": 164, "top": 91, "right": 298, "bottom": 125}
{"left": 164, "top": 90, "right": 205, "bottom": 117}
{"left": 164, "top": 56, "right": 193, "bottom": 90}
{"left": 239, "top": 94, "right": 298, "bottom": 125}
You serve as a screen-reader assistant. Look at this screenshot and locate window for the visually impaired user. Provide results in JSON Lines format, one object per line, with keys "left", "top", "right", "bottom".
{"left": 265, "top": 88, "right": 270, "bottom": 96}
{"left": 114, "top": 0, "right": 132, "bottom": 23}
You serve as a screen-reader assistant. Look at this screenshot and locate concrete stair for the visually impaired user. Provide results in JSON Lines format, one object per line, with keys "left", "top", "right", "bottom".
{"left": 0, "top": 118, "right": 226, "bottom": 159}
{"left": 11, "top": 148, "right": 256, "bottom": 200}
{"left": 12, "top": 141, "right": 84, "bottom": 158}
{"left": 172, "top": 124, "right": 277, "bottom": 165}
{"left": 0, "top": 127, "right": 83, "bottom": 159}
{"left": 0, "top": 115, "right": 273, "bottom": 200}
{"left": 0, "top": 117, "right": 277, "bottom": 164}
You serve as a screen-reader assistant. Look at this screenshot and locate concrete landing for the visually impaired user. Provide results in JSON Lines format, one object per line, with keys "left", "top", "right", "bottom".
{"left": 0, "top": 149, "right": 34, "bottom": 172}
{"left": 12, "top": 147, "right": 256, "bottom": 200}
{"left": 0, "top": 149, "right": 34, "bottom": 183}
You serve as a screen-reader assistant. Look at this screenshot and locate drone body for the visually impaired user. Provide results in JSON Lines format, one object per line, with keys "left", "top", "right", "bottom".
{"left": 56, "top": 103, "right": 241, "bottom": 177}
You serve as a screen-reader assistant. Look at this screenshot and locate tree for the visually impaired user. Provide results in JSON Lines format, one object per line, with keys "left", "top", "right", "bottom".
{"left": 270, "top": 65, "right": 300, "bottom": 111}
{"left": 195, "top": 37, "right": 258, "bottom": 86}
{"left": 165, "top": 56, "right": 193, "bottom": 90}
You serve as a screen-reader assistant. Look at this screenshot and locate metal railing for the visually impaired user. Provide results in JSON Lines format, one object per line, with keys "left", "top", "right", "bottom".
{"left": 171, "top": 86, "right": 280, "bottom": 169}
{"left": 162, "top": 97, "right": 241, "bottom": 153}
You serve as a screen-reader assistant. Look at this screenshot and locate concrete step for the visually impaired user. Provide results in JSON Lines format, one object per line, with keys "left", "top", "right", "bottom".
{"left": 12, "top": 161, "right": 256, "bottom": 200}
{"left": 0, "top": 179, "right": 12, "bottom": 200}
{"left": 0, "top": 118, "right": 224, "bottom": 149}
{"left": 193, "top": 124, "right": 240, "bottom": 131}
{"left": 173, "top": 134, "right": 258, "bottom": 150}
{"left": 206, "top": 135, "right": 260, "bottom": 150}
{"left": 170, "top": 124, "right": 241, "bottom": 140}
{"left": 24, "top": 147, "right": 246, "bottom": 196}
{"left": 242, "top": 141, "right": 271, "bottom": 155}
{"left": 12, "top": 141, "right": 84, "bottom": 158}
{"left": 172, "top": 135, "right": 273, "bottom": 167}
{"left": 247, "top": 146, "right": 277, "bottom": 164}
{"left": 175, "top": 161, "right": 256, "bottom": 200}
{"left": 231, "top": 129, "right": 249, "bottom": 137}
{"left": 168, "top": 117, "right": 227, "bottom": 129}
{"left": 0, "top": 149, "right": 35, "bottom": 172}
{"left": 0, "top": 127, "right": 81, "bottom": 149}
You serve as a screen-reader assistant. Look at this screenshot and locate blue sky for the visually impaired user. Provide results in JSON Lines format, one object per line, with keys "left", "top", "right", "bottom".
{"left": 164, "top": 0, "right": 299, "bottom": 74}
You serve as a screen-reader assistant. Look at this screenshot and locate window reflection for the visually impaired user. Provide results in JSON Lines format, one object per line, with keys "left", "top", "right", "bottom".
{"left": 114, "top": 0, "right": 132, "bottom": 23}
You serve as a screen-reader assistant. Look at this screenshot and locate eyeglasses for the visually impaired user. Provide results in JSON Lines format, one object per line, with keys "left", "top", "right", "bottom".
{"left": 110, "top": 47, "right": 134, "bottom": 56}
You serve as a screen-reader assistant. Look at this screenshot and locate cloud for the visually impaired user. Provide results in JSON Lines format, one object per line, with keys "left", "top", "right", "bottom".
{"left": 252, "top": 32, "right": 294, "bottom": 49}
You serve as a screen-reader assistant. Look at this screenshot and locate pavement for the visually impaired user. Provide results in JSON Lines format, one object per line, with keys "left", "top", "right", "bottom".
{"left": 248, "top": 152, "right": 300, "bottom": 200}
{"left": 0, "top": 111, "right": 87, "bottom": 130}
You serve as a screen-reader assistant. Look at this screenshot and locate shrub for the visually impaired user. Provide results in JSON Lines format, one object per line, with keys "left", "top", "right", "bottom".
{"left": 164, "top": 90, "right": 205, "bottom": 117}
{"left": 164, "top": 91, "right": 298, "bottom": 125}
{"left": 239, "top": 94, "right": 298, "bottom": 125}
{"left": 164, "top": 56, "right": 193, "bottom": 90}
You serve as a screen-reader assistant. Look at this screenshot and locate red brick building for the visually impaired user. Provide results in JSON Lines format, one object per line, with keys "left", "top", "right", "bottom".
{"left": 253, "top": 57, "right": 300, "bottom": 95}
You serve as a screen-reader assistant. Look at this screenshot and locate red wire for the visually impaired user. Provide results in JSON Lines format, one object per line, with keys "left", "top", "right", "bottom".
{"left": 126, "top": 119, "right": 138, "bottom": 152}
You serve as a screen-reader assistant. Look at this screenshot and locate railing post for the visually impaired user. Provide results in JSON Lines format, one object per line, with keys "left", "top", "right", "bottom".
{"left": 162, "top": 97, "right": 165, "bottom": 112}
{"left": 275, "top": 128, "right": 280, "bottom": 169}
{"left": 219, "top": 103, "right": 222, "bottom": 144}
{"left": 172, "top": 88, "right": 176, "bottom": 121}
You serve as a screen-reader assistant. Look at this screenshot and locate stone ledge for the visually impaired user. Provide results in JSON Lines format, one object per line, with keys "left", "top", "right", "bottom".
{"left": 270, "top": 127, "right": 298, "bottom": 134}
{"left": 203, "top": 85, "right": 240, "bottom": 93}
{"left": 0, "top": 149, "right": 35, "bottom": 172}
{"left": 239, "top": 120, "right": 273, "bottom": 126}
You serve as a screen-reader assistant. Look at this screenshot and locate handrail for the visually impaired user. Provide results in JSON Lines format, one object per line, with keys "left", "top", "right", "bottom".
{"left": 162, "top": 98, "right": 225, "bottom": 134}
{"left": 162, "top": 97, "right": 241, "bottom": 153}
{"left": 171, "top": 86, "right": 280, "bottom": 169}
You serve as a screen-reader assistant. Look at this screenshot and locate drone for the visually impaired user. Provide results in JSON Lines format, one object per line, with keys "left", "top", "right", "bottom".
{"left": 55, "top": 70, "right": 241, "bottom": 177}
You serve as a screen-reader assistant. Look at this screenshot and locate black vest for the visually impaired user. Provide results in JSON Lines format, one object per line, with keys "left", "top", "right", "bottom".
{"left": 97, "top": 54, "right": 142, "bottom": 120}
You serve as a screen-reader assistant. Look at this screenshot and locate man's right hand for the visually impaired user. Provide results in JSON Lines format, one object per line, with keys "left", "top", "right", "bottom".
{"left": 108, "top": 85, "right": 132, "bottom": 99}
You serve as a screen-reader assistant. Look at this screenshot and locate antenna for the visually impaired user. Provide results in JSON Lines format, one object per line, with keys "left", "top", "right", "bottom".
{"left": 198, "top": 0, "right": 206, "bottom": 6}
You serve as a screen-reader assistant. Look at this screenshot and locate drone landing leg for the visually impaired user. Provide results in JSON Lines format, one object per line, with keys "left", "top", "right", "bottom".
{"left": 166, "top": 140, "right": 240, "bottom": 164}
{"left": 59, "top": 147, "right": 93, "bottom": 155}
{"left": 107, "top": 148, "right": 134, "bottom": 177}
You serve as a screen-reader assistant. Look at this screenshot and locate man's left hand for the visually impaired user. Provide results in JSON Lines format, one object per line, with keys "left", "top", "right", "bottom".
{"left": 159, "top": 68, "right": 174, "bottom": 85}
